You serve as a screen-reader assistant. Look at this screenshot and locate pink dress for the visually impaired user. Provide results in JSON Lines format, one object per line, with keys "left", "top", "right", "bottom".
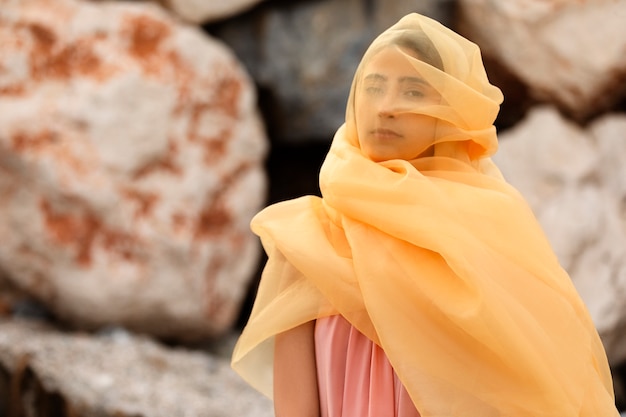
{"left": 315, "top": 315, "right": 421, "bottom": 417}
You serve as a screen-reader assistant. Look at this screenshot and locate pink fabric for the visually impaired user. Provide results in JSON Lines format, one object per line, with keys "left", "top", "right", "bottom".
{"left": 315, "top": 315, "right": 421, "bottom": 417}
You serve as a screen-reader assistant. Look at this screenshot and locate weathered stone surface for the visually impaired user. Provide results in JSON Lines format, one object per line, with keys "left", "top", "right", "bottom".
{"left": 0, "top": 0, "right": 267, "bottom": 339}
{"left": 209, "top": 0, "right": 455, "bottom": 142}
{"left": 0, "top": 318, "right": 273, "bottom": 417}
{"left": 157, "top": 0, "right": 265, "bottom": 24}
{"left": 0, "top": 271, "right": 22, "bottom": 317}
{"left": 458, "top": 0, "right": 626, "bottom": 121}
{"left": 493, "top": 106, "right": 626, "bottom": 364}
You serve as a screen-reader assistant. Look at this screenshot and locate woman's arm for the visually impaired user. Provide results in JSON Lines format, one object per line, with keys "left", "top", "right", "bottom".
{"left": 273, "top": 320, "right": 320, "bottom": 417}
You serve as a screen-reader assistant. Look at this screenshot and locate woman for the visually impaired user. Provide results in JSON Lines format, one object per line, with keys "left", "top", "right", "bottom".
{"left": 232, "top": 13, "right": 619, "bottom": 417}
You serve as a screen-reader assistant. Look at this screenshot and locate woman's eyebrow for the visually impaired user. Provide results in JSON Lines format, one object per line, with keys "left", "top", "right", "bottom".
{"left": 399, "top": 76, "right": 428, "bottom": 85}
{"left": 364, "top": 73, "right": 387, "bottom": 82}
{"left": 363, "top": 74, "right": 428, "bottom": 85}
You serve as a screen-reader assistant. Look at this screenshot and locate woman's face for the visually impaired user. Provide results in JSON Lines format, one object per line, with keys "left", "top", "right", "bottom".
{"left": 355, "top": 47, "right": 442, "bottom": 162}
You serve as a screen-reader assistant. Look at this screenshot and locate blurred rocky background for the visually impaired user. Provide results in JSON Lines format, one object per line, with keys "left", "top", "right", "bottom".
{"left": 0, "top": 0, "right": 624, "bottom": 415}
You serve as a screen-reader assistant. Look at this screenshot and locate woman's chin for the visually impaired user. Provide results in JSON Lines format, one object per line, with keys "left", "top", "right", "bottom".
{"left": 363, "top": 145, "right": 435, "bottom": 162}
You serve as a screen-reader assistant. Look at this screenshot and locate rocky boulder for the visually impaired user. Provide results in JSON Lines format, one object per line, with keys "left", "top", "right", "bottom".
{"left": 154, "top": 0, "right": 265, "bottom": 24}
{"left": 0, "top": 0, "right": 267, "bottom": 340}
{"left": 458, "top": 0, "right": 626, "bottom": 121}
{"left": 0, "top": 318, "right": 273, "bottom": 417}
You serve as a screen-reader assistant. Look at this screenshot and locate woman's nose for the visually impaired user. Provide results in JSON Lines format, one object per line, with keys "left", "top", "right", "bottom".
{"left": 377, "top": 94, "right": 397, "bottom": 118}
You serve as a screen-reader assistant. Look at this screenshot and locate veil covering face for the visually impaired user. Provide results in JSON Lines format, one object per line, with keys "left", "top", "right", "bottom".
{"left": 232, "top": 13, "right": 618, "bottom": 416}
{"left": 344, "top": 13, "right": 503, "bottom": 166}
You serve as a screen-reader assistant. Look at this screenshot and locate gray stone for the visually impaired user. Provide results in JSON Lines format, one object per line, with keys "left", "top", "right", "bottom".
{"left": 0, "top": 318, "right": 273, "bottom": 417}
{"left": 210, "top": 0, "right": 455, "bottom": 142}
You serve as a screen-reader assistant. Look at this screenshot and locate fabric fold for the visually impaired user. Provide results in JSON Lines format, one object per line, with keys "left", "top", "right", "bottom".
{"left": 232, "top": 12, "right": 618, "bottom": 417}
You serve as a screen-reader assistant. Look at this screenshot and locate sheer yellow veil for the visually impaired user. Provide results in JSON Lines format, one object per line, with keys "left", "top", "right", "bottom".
{"left": 232, "top": 13, "right": 618, "bottom": 416}
{"left": 344, "top": 14, "right": 502, "bottom": 162}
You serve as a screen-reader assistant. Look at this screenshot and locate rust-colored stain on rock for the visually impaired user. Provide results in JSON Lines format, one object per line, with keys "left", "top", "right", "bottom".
{"left": 188, "top": 102, "right": 210, "bottom": 142}
{"left": 28, "top": 22, "right": 57, "bottom": 52}
{"left": 187, "top": 76, "right": 243, "bottom": 133}
{"left": 171, "top": 212, "right": 188, "bottom": 233}
{"left": 26, "top": 23, "right": 105, "bottom": 81}
{"left": 0, "top": 84, "right": 26, "bottom": 96}
{"left": 121, "top": 187, "right": 159, "bottom": 219}
{"left": 213, "top": 77, "right": 241, "bottom": 118}
{"left": 10, "top": 130, "right": 88, "bottom": 175}
{"left": 40, "top": 199, "right": 100, "bottom": 265}
{"left": 124, "top": 15, "right": 170, "bottom": 60}
{"left": 194, "top": 201, "right": 232, "bottom": 239}
{"left": 133, "top": 140, "right": 181, "bottom": 179}
{"left": 40, "top": 199, "right": 141, "bottom": 265}
{"left": 168, "top": 50, "right": 195, "bottom": 114}
{"left": 193, "top": 163, "right": 250, "bottom": 240}
{"left": 101, "top": 229, "right": 142, "bottom": 263}
{"left": 133, "top": 157, "right": 181, "bottom": 179}
{"left": 12, "top": 130, "right": 59, "bottom": 152}
{"left": 187, "top": 101, "right": 234, "bottom": 165}
{"left": 201, "top": 136, "right": 228, "bottom": 165}
{"left": 187, "top": 102, "right": 232, "bottom": 164}
{"left": 122, "top": 14, "right": 172, "bottom": 76}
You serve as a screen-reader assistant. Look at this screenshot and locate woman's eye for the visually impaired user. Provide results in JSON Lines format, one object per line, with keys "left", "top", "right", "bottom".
{"left": 365, "top": 86, "right": 384, "bottom": 95}
{"left": 404, "top": 89, "right": 425, "bottom": 98}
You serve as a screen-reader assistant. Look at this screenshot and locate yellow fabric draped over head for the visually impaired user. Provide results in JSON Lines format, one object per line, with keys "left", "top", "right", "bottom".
{"left": 232, "top": 13, "right": 618, "bottom": 416}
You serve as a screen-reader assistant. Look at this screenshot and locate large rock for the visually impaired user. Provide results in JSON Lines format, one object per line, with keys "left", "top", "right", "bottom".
{"left": 0, "top": 0, "right": 267, "bottom": 340}
{"left": 209, "top": 0, "right": 455, "bottom": 142}
{"left": 0, "top": 318, "right": 273, "bottom": 417}
{"left": 458, "top": 0, "right": 626, "bottom": 121}
{"left": 156, "top": 0, "right": 265, "bottom": 24}
{"left": 0, "top": 271, "right": 23, "bottom": 317}
{"left": 493, "top": 106, "right": 626, "bottom": 365}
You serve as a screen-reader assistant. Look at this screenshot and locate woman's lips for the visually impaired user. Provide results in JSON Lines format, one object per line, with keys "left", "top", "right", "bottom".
{"left": 371, "top": 128, "right": 402, "bottom": 140}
